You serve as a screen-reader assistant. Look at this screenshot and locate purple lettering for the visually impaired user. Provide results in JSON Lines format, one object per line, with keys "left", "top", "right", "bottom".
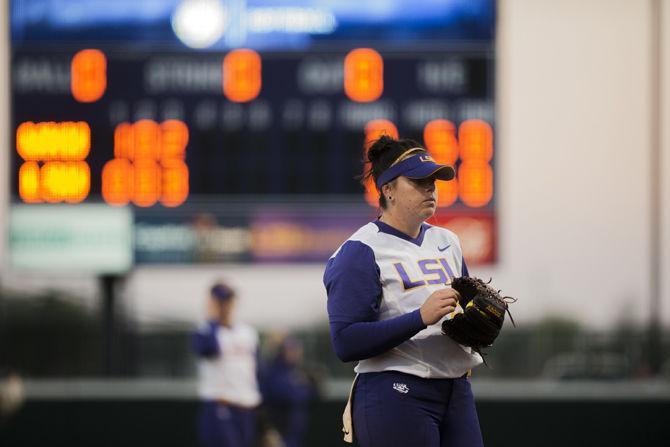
{"left": 418, "top": 259, "right": 448, "bottom": 285}
{"left": 438, "top": 258, "right": 455, "bottom": 281}
{"left": 393, "top": 262, "right": 426, "bottom": 290}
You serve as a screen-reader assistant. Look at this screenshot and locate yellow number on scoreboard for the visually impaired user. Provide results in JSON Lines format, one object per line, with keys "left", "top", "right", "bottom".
{"left": 16, "top": 121, "right": 91, "bottom": 203}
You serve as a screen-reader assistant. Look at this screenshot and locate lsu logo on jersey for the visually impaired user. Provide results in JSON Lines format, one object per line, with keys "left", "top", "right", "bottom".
{"left": 393, "top": 258, "right": 456, "bottom": 290}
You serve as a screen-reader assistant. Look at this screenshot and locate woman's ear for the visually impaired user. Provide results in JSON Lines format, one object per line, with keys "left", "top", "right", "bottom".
{"left": 382, "top": 181, "right": 397, "bottom": 201}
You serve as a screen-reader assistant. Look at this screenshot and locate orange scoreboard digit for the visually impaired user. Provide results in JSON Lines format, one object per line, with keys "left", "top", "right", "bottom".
{"left": 102, "top": 119, "right": 189, "bottom": 207}
{"left": 361, "top": 117, "right": 495, "bottom": 210}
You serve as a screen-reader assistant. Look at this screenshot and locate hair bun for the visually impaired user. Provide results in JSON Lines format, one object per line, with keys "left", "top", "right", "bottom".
{"left": 366, "top": 135, "right": 396, "bottom": 163}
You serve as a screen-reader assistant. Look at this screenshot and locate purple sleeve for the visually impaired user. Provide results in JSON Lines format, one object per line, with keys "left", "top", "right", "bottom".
{"left": 462, "top": 257, "right": 469, "bottom": 277}
{"left": 192, "top": 321, "right": 220, "bottom": 357}
{"left": 323, "top": 240, "right": 427, "bottom": 363}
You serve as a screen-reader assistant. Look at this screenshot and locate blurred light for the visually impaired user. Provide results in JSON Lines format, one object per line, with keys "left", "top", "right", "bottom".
{"left": 114, "top": 122, "right": 135, "bottom": 160}
{"left": 161, "top": 119, "right": 189, "bottom": 160}
{"left": 248, "top": 8, "right": 337, "bottom": 34}
{"left": 363, "top": 119, "right": 398, "bottom": 207}
{"left": 16, "top": 121, "right": 92, "bottom": 204}
{"left": 223, "top": 49, "right": 262, "bottom": 103}
{"left": 102, "top": 158, "right": 134, "bottom": 206}
{"left": 115, "top": 119, "right": 190, "bottom": 161}
{"left": 424, "top": 119, "right": 459, "bottom": 165}
{"left": 40, "top": 161, "right": 90, "bottom": 203}
{"left": 344, "top": 48, "right": 383, "bottom": 103}
{"left": 436, "top": 175, "right": 458, "bottom": 208}
{"left": 105, "top": 120, "right": 190, "bottom": 207}
{"left": 171, "top": 0, "right": 227, "bottom": 49}
{"left": 133, "top": 119, "right": 161, "bottom": 161}
{"left": 458, "top": 161, "right": 493, "bottom": 208}
{"left": 16, "top": 121, "right": 90, "bottom": 161}
{"left": 18, "top": 162, "right": 41, "bottom": 203}
{"left": 424, "top": 119, "right": 460, "bottom": 208}
{"left": 71, "top": 49, "right": 106, "bottom": 103}
{"left": 364, "top": 119, "right": 398, "bottom": 148}
{"left": 160, "top": 159, "right": 189, "bottom": 207}
{"left": 133, "top": 159, "right": 161, "bottom": 207}
{"left": 459, "top": 119, "right": 493, "bottom": 162}
{"left": 160, "top": 120, "right": 190, "bottom": 207}
{"left": 457, "top": 119, "right": 493, "bottom": 207}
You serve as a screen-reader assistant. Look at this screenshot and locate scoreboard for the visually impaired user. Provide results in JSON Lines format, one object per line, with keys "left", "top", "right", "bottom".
{"left": 9, "top": 0, "right": 497, "bottom": 266}
{"left": 10, "top": 48, "right": 496, "bottom": 264}
{"left": 12, "top": 48, "right": 494, "bottom": 203}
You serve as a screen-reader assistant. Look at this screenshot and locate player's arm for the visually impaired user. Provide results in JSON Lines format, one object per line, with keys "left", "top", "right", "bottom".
{"left": 329, "top": 288, "right": 458, "bottom": 362}
{"left": 325, "top": 241, "right": 429, "bottom": 362}
{"left": 328, "top": 314, "right": 426, "bottom": 362}
{"left": 191, "top": 320, "right": 220, "bottom": 358}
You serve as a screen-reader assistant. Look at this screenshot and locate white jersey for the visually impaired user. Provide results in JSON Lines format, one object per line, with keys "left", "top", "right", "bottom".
{"left": 332, "top": 221, "right": 482, "bottom": 378}
{"left": 197, "top": 322, "right": 261, "bottom": 407}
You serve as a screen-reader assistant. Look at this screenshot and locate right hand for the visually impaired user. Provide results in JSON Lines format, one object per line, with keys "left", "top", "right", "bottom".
{"left": 420, "top": 288, "right": 460, "bottom": 325}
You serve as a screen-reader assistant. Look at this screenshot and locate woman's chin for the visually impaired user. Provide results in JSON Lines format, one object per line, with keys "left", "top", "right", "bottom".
{"left": 419, "top": 204, "right": 436, "bottom": 220}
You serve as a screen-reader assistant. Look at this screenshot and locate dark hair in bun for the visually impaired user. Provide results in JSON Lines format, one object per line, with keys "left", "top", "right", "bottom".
{"left": 361, "top": 135, "right": 425, "bottom": 208}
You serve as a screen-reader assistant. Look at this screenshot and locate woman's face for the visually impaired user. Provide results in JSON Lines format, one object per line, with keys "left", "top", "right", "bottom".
{"left": 385, "top": 175, "right": 438, "bottom": 221}
{"left": 210, "top": 296, "right": 235, "bottom": 321}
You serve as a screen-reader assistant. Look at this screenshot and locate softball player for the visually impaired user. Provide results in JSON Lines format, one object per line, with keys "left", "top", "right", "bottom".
{"left": 324, "top": 136, "right": 484, "bottom": 447}
{"left": 192, "top": 282, "right": 261, "bottom": 447}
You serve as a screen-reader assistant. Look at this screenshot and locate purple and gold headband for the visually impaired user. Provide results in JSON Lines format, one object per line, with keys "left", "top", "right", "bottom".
{"left": 375, "top": 148, "right": 455, "bottom": 189}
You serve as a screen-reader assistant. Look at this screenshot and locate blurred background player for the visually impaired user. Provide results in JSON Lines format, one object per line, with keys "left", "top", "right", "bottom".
{"left": 324, "top": 136, "right": 484, "bottom": 447}
{"left": 261, "top": 335, "right": 318, "bottom": 447}
{"left": 192, "top": 282, "right": 261, "bottom": 447}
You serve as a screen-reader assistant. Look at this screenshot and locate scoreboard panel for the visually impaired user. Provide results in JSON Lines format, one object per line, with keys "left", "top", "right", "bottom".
{"left": 9, "top": 0, "right": 497, "bottom": 265}
{"left": 11, "top": 48, "right": 494, "bottom": 205}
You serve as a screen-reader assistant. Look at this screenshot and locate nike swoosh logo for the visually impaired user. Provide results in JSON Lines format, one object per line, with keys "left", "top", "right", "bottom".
{"left": 438, "top": 244, "right": 450, "bottom": 252}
